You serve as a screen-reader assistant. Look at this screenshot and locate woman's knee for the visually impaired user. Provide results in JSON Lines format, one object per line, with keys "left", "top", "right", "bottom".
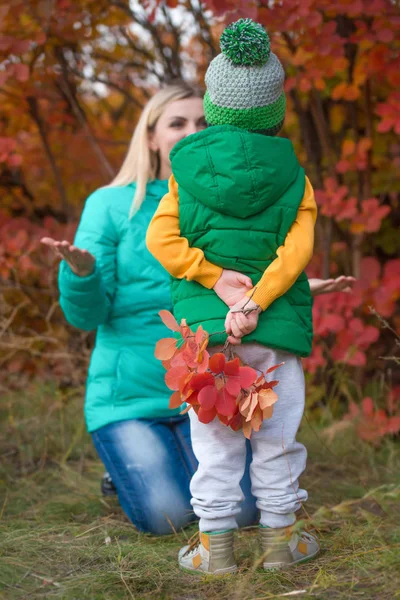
{"left": 129, "top": 505, "right": 196, "bottom": 536}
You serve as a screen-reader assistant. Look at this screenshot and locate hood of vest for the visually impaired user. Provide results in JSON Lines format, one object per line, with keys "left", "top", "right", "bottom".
{"left": 170, "top": 125, "right": 301, "bottom": 219}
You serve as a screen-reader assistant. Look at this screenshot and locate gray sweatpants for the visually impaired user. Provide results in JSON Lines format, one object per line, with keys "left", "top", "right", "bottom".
{"left": 189, "top": 343, "right": 308, "bottom": 532}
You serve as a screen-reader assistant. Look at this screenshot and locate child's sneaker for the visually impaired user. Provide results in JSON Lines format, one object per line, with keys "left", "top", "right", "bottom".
{"left": 178, "top": 530, "right": 237, "bottom": 575}
{"left": 259, "top": 525, "right": 319, "bottom": 569}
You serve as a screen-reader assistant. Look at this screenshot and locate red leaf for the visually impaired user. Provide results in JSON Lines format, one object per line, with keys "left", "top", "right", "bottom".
{"left": 198, "top": 406, "right": 217, "bottom": 424}
{"left": 184, "top": 389, "right": 199, "bottom": 406}
{"left": 216, "top": 388, "right": 237, "bottom": 417}
{"left": 224, "top": 358, "right": 240, "bottom": 376}
{"left": 237, "top": 366, "right": 257, "bottom": 388}
{"left": 155, "top": 337, "right": 177, "bottom": 360}
{"left": 258, "top": 379, "right": 279, "bottom": 390}
{"left": 189, "top": 372, "right": 215, "bottom": 391}
{"left": 386, "top": 416, "right": 400, "bottom": 434}
{"left": 265, "top": 362, "right": 285, "bottom": 374}
{"left": 13, "top": 63, "right": 29, "bottom": 82}
{"left": 225, "top": 378, "right": 241, "bottom": 397}
{"left": 198, "top": 385, "right": 218, "bottom": 410}
{"left": 159, "top": 310, "right": 180, "bottom": 332}
{"left": 209, "top": 352, "right": 226, "bottom": 373}
{"left": 169, "top": 391, "right": 182, "bottom": 409}
{"left": 218, "top": 413, "right": 230, "bottom": 425}
{"left": 362, "top": 397, "right": 374, "bottom": 417}
{"left": 229, "top": 411, "right": 243, "bottom": 431}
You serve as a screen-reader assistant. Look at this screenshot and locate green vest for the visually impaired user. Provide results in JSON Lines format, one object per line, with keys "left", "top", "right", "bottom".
{"left": 170, "top": 125, "right": 313, "bottom": 357}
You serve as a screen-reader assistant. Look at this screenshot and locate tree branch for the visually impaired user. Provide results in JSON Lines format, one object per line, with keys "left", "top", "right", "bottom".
{"left": 26, "top": 96, "right": 69, "bottom": 213}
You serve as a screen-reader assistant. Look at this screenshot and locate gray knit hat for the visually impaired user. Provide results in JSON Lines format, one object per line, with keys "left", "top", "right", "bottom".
{"left": 204, "top": 18, "right": 286, "bottom": 135}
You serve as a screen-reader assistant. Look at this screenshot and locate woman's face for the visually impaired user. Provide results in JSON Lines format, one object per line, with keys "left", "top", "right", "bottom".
{"left": 149, "top": 97, "right": 207, "bottom": 180}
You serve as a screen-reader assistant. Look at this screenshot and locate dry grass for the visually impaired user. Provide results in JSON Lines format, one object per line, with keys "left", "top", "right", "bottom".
{"left": 1, "top": 383, "right": 399, "bottom": 599}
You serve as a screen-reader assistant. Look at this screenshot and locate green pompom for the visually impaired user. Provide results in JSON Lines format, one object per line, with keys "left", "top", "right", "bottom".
{"left": 220, "top": 18, "right": 270, "bottom": 67}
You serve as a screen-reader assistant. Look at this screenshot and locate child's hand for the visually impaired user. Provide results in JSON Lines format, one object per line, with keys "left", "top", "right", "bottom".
{"left": 225, "top": 297, "right": 262, "bottom": 345}
{"left": 41, "top": 237, "right": 95, "bottom": 277}
{"left": 213, "top": 269, "right": 253, "bottom": 307}
{"left": 309, "top": 276, "right": 356, "bottom": 296}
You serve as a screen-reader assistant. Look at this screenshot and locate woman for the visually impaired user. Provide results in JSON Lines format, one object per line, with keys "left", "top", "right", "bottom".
{"left": 42, "top": 82, "right": 354, "bottom": 535}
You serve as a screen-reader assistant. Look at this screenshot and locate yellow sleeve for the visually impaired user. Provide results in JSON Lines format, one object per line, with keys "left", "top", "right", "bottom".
{"left": 146, "top": 175, "right": 223, "bottom": 289}
{"left": 248, "top": 176, "right": 317, "bottom": 310}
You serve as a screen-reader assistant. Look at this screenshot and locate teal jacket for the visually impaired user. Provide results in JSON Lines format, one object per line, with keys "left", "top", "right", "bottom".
{"left": 170, "top": 125, "right": 314, "bottom": 356}
{"left": 58, "top": 180, "right": 180, "bottom": 433}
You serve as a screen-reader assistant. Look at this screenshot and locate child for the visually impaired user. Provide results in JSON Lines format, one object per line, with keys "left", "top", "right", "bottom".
{"left": 147, "top": 18, "right": 319, "bottom": 574}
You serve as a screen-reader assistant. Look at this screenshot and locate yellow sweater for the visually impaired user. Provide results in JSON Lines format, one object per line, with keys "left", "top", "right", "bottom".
{"left": 147, "top": 175, "right": 317, "bottom": 311}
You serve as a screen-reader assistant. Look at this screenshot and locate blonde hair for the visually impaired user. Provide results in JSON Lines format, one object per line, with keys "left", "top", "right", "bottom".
{"left": 108, "top": 81, "right": 203, "bottom": 218}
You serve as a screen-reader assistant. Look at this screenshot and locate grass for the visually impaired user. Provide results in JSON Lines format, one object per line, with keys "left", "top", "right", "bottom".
{"left": 1, "top": 383, "right": 399, "bottom": 600}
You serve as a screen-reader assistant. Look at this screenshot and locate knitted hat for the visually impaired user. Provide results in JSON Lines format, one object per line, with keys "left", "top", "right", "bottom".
{"left": 204, "top": 18, "right": 286, "bottom": 136}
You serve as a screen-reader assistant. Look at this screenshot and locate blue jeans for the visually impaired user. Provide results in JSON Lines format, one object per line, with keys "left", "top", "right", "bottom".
{"left": 92, "top": 415, "right": 258, "bottom": 535}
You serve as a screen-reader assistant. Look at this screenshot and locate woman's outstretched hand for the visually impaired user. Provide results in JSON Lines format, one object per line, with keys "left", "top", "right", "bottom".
{"left": 41, "top": 237, "right": 95, "bottom": 277}
{"left": 309, "top": 276, "right": 356, "bottom": 296}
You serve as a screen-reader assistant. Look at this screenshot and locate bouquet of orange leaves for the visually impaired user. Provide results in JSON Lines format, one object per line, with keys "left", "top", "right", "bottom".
{"left": 155, "top": 310, "right": 283, "bottom": 439}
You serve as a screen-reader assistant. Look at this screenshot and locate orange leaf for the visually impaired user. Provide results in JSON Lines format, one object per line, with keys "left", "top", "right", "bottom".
{"left": 179, "top": 319, "right": 191, "bottom": 338}
{"left": 199, "top": 335, "right": 209, "bottom": 354}
{"left": 165, "top": 366, "right": 188, "bottom": 390}
{"left": 195, "top": 325, "right": 205, "bottom": 344}
{"left": 242, "top": 420, "right": 252, "bottom": 439}
{"left": 342, "top": 139, "right": 356, "bottom": 157}
{"left": 258, "top": 389, "right": 278, "bottom": 410}
{"left": 155, "top": 337, "right": 177, "bottom": 360}
{"left": 180, "top": 404, "right": 191, "bottom": 415}
{"left": 162, "top": 359, "right": 172, "bottom": 370}
{"left": 197, "top": 350, "right": 210, "bottom": 373}
{"left": 251, "top": 406, "right": 263, "bottom": 432}
{"left": 245, "top": 392, "right": 259, "bottom": 422}
{"left": 262, "top": 406, "right": 274, "bottom": 420}
{"left": 170, "top": 352, "right": 186, "bottom": 367}
{"left": 238, "top": 391, "right": 252, "bottom": 416}
{"left": 159, "top": 310, "right": 180, "bottom": 332}
{"left": 169, "top": 391, "right": 182, "bottom": 409}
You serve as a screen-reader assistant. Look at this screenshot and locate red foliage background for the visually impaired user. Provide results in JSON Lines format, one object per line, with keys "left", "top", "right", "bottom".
{"left": 1, "top": 0, "right": 399, "bottom": 438}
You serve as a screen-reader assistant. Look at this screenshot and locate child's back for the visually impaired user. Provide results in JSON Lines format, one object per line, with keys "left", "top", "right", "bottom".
{"left": 147, "top": 18, "right": 320, "bottom": 575}
{"left": 169, "top": 124, "right": 313, "bottom": 355}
